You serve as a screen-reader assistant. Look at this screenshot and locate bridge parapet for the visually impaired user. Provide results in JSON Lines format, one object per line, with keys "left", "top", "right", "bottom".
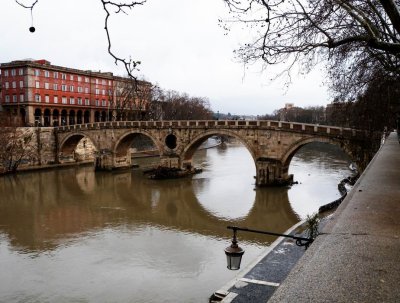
{"left": 55, "top": 120, "right": 367, "bottom": 139}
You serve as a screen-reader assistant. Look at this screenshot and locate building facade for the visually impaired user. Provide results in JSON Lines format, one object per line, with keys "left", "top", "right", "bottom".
{"left": 0, "top": 59, "right": 150, "bottom": 126}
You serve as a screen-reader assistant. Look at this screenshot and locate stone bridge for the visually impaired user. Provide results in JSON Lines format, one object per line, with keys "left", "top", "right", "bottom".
{"left": 54, "top": 120, "right": 380, "bottom": 186}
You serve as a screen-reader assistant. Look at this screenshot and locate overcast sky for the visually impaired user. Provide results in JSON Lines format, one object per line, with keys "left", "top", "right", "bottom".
{"left": 1, "top": 0, "right": 331, "bottom": 115}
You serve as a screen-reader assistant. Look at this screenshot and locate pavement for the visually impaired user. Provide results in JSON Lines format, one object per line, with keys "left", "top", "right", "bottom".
{"left": 213, "top": 132, "right": 400, "bottom": 302}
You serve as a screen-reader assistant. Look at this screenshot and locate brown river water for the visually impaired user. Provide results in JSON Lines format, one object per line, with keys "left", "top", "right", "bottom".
{"left": 0, "top": 141, "right": 352, "bottom": 303}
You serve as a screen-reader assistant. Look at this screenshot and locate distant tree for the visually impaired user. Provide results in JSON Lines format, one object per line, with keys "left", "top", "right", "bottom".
{"left": 147, "top": 89, "right": 213, "bottom": 120}
{"left": 222, "top": 0, "right": 400, "bottom": 99}
{"left": 262, "top": 105, "right": 326, "bottom": 123}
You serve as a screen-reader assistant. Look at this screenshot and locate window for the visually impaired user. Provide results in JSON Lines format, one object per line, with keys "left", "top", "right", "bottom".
{"left": 70, "top": 75, "right": 74, "bottom": 80}
{"left": 54, "top": 96, "right": 58, "bottom": 104}
{"left": 5, "top": 82, "right": 9, "bottom": 89}
{"left": 95, "top": 99, "right": 99, "bottom": 106}
{"left": 102, "top": 79, "right": 106, "bottom": 85}
{"left": 95, "top": 79, "right": 99, "bottom": 84}
{"left": 35, "top": 69, "right": 40, "bottom": 76}
{"left": 77, "top": 97, "right": 82, "bottom": 105}
{"left": 35, "top": 94, "right": 41, "bottom": 102}
{"left": 77, "top": 86, "right": 83, "bottom": 93}
{"left": 85, "top": 98, "right": 90, "bottom": 105}
{"left": 54, "top": 72, "right": 58, "bottom": 79}
{"left": 35, "top": 81, "right": 40, "bottom": 88}
{"left": 45, "top": 95, "right": 50, "bottom": 103}
{"left": 108, "top": 80, "right": 112, "bottom": 86}
{"left": 11, "top": 69, "right": 16, "bottom": 76}
{"left": 53, "top": 83, "right": 58, "bottom": 90}
{"left": 45, "top": 82, "right": 50, "bottom": 89}
{"left": 61, "top": 84, "right": 67, "bottom": 91}
{"left": 62, "top": 97, "right": 67, "bottom": 104}
{"left": 5, "top": 95, "right": 10, "bottom": 103}
{"left": 19, "top": 68, "right": 23, "bottom": 75}
{"left": 84, "top": 87, "right": 89, "bottom": 94}
{"left": 85, "top": 77, "right": 89, "bottom": 83}
{"left": 70, "top": 97, "right": 75, "bottom": 105}
{"left": 95, "top": 88, "right": 100, "bottom": 95}
{"left": 44, "top": 71, "right": 50, "bottom": 78}
{"left": 12, "top": 81, "right": 16, "bottom": 88}
{"left": 19, "top": 81, "right": 23, "bottom": 88}
{"left": 102, "top": 100, "right": 107, "bottom": 107}
{"left": 78, "top": 76, "right": 82, "bottom": 82}
{"left": 12, "top": 95, "right": 17, "bottom": 103}
{"left": 4, "top": 70, "right": 8, "bottom": 77}
{"left": 20, "top": 94, "right": 24, "bottom": 102}
{"left": 61, "top": 73, "right": 66, "bottom": 80}
{"left": 102, "top": 89, "right": 106, "bottom": 95}
{"left": 69, "top": 85, "right": 74, "bottom": 92}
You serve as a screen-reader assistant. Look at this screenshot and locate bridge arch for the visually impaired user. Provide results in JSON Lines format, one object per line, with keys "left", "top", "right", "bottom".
{"left": 281, "top": 137, "right": 354, "bottom": 170}
{"left": 181, "top": 129, "right": 257, "bottom": 164}
{"left": 113, "top": 131, "right": 162, "bottom": 157}
{"left": 59, "top": 132, "right": 99, "bottom": 161}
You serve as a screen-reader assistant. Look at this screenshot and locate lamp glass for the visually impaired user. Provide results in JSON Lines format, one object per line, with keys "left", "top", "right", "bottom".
{"left": 225, "top": 246, "right": 244, "bottom": 270}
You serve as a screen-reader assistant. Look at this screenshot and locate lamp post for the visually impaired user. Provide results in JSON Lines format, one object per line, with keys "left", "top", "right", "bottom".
{"left": 224, "top": 226, "right": 313, "bottom": 270}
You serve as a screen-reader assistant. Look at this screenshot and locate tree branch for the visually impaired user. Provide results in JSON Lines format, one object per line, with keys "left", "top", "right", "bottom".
{"left": 101, "top": 0, "right": 146, "bottom": 81}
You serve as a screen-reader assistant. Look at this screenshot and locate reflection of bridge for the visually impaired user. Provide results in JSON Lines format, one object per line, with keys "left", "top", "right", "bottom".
{"left": 55, "top": 120, "right": 380, "bottom": 186}
{"left": 0, "top": 168, "right": 298, "bottom": 252}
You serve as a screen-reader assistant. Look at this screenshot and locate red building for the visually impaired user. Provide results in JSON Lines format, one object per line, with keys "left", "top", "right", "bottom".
{"left": 0, "top": 59, "right": 150, "bottom": 126}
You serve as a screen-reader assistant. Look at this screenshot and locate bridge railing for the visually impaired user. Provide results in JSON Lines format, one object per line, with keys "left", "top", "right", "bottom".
{"left": 54, "top": 120, "right": 365, "bottom": 137}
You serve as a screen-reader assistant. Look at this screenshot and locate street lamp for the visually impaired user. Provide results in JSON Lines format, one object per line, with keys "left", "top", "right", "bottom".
{"left": 225, "top": 226, "right": 313, "bottom": 270}
{"left": 224, "top": 227, "right": 244, "bottom": 270}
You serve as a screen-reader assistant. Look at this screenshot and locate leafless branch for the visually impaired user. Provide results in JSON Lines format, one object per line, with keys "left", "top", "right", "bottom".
{"left": 101, "top": 0, "right": 146, "bottom": 81}
{"left": 223, "top": 0, "right": 400, "bottom": 98}
{"left": 15, "top": 0, "right": 38, "bottom": 9}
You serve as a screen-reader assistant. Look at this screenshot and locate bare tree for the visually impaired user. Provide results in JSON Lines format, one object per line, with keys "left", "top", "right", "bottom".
{"left": 327, "top": 76, "right": 399, "bottom": 130}
{"left": 222, "top": 0, "right": 400, "bottom": 98}
{"left": 147, "top": 89, "right": 213, "bottom": 120}
{"left": 108, "top": 78, "right": 152, "bottom": 121}
{"left": 0, "top": 113, "right": 36, "bottom": 174}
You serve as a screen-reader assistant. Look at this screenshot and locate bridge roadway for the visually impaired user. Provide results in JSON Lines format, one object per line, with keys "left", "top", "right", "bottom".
{"left": 56, "top": 120, "right": 379, "bottom": 186}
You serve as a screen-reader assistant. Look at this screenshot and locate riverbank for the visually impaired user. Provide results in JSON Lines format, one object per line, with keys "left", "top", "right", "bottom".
{"left": 0, "top": 160, "right": 94, "bottom": 175}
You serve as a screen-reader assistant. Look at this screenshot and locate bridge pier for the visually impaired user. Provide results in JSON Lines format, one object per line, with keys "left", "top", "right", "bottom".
{"left": 95, "top": 150, "right": 114, "bottom": 171}
{"left": 256, "top": 158, "right": 293, "bottom": 186}
{"left": 94, "top": 149, "right": 132, "bottom": 171}
{"left": 160, "top": 155, "right": 180, "bottom": 169}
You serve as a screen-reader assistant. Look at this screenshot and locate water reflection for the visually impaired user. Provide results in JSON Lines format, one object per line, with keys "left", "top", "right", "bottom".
{"left": 0, "top": 141, "right": 351, "bottom": 303}
{"left": 0, "top": 166, "right": 298, "bottom": 252}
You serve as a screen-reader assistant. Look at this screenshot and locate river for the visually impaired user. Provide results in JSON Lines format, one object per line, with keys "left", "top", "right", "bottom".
{"left": 0, "top": 141, "right": 352, "bottom": 303}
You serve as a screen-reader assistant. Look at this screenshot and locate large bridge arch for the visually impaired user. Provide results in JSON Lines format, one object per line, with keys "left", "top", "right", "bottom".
{"left": 181, "top": 129, "right": 257, "bottom": 164}
{"left": 280, "top": 137, "right": 354, "bottom": 170}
